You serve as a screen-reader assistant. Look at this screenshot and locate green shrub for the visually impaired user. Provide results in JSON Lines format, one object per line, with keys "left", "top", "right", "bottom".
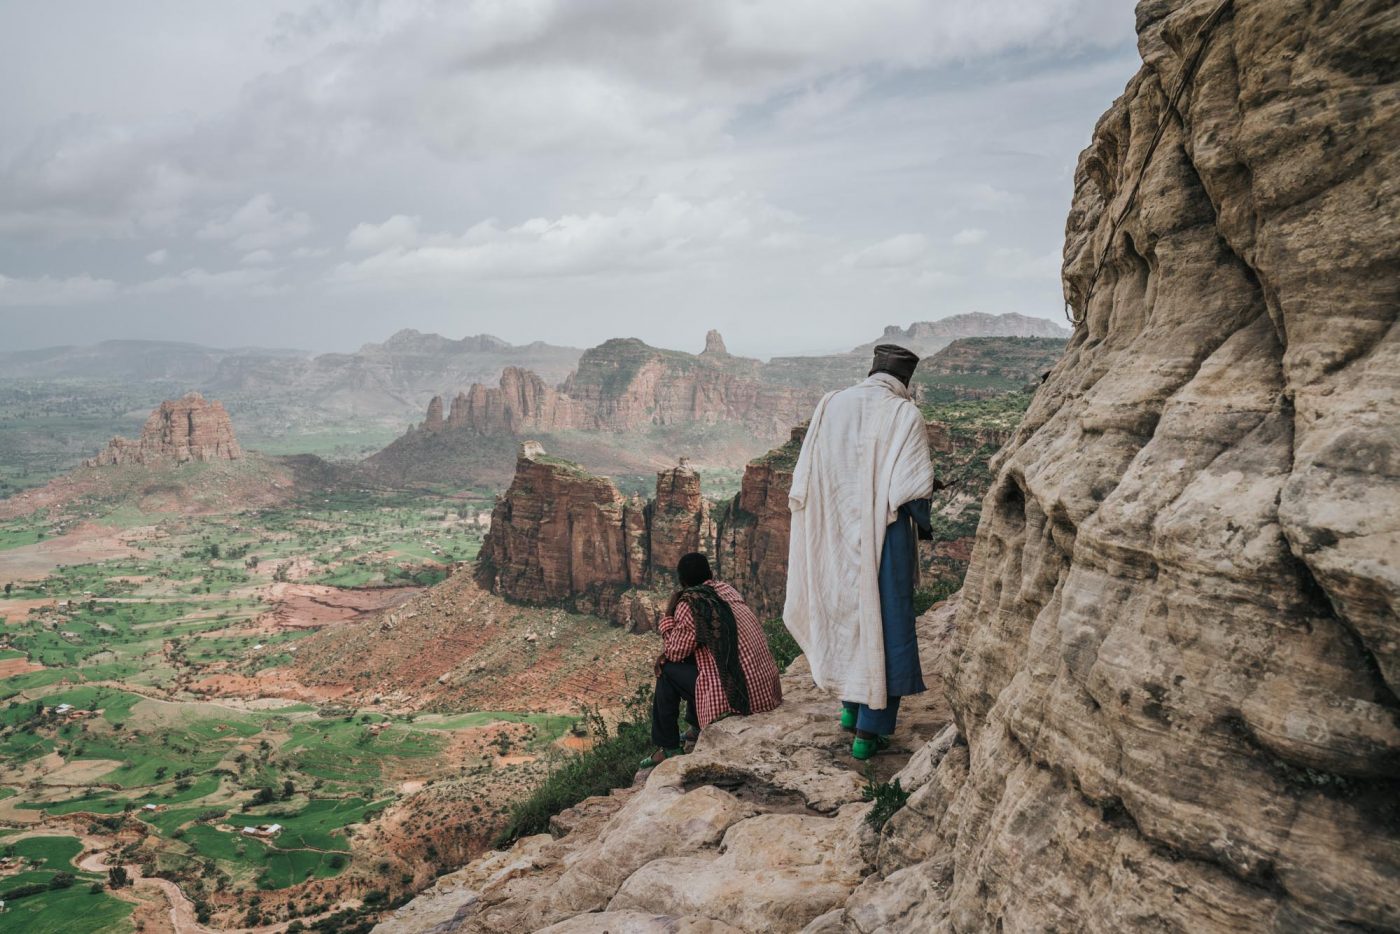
{"left": 862, "top": 768, "right": 910, "bottom": 830}
{"left": 494, "top": 686, "right": 653, "bottom": 846}
{"left": 763, "top": 618, "right": 802, "bottom": 673}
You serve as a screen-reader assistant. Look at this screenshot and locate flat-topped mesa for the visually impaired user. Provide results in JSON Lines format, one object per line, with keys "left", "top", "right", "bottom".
{"left": 85, "top": 392, "right": 242, "bottom": 467}
{"left": 475, "top": 446, "right": 714, "bottom": 630}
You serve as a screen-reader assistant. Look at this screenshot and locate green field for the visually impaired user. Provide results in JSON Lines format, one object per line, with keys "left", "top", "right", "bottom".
{"left": 0, "top": 835, "right": 132, "bottom": 934}
{"left": 0, "top": 481, "right": 539, "bottom": 926}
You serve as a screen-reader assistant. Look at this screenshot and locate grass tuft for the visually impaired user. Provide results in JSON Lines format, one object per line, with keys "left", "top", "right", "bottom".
{"left": 763, "top": 618, "right": 802, "bottom": 674}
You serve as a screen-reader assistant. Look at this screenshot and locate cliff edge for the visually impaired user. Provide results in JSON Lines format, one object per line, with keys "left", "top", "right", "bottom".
{"left": 377, "top": 1, "right": 1398, "bottom": 930}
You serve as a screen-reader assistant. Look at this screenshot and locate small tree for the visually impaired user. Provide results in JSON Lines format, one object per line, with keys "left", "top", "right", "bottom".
{"left": 281, "top": 779, "right": 295, "bottom": 800}
{"left": 108, "top": 866, "right": 130, "bottom": 889}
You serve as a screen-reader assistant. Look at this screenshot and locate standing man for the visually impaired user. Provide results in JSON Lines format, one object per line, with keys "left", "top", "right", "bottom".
{"left": 783, "top": 344, "right": 936, "bottom": 760}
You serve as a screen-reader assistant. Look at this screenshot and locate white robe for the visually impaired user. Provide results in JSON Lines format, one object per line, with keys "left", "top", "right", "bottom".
{"left": 782, "top": 372, "right": 935, "bottom": 709}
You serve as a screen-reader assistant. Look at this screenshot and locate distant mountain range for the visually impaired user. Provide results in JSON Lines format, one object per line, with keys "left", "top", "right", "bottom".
{"left": 0, "top": 313, "right": 1069, "bottom": 479}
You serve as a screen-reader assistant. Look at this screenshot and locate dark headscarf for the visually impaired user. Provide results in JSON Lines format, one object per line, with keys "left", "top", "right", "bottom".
{"left": 869, "top": 343, "right": 920, "bottom": 385}
{"left": 678, "top": 584, "right": 751, "bottom": 716}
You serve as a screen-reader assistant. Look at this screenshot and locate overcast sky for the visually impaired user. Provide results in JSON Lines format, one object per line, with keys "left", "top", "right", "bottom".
{"left": 0, "top": 1, "right": 1138, "bottom": 358}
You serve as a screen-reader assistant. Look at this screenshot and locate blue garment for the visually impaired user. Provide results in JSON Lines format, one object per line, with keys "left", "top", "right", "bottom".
{"left": 843, "top": 696, "right": 901, "bottom": 735}
{"left": 842, "top": 498, "right": 930, "bottom": 734}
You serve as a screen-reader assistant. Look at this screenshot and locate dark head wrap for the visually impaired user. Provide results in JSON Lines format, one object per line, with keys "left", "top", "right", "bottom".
{"left": 677, "top": 585, "right": 751, "bottom": 716}
{"left": 869, "top": 343, "right": 920, "bottom": 385}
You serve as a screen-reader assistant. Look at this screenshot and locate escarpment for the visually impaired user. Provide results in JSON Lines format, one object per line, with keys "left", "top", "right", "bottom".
{"left": 379, "top": 2, "right": 1398, "bottom": 932}
{"left": 85, "top": 392, "right": 242, "bottom": 466}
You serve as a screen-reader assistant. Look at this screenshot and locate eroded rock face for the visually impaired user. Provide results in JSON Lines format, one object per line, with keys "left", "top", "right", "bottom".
{"left": 85, "top": 392, "right": 242, "bottom": 466}
{"left": 648, "top": 461, "right": 714, "bottom": 580}
{"left": 476, "top": 445, "right": 716, "bottom": 629}
{"left": 877, "top": 1, "right": 1400, "bottom": 929}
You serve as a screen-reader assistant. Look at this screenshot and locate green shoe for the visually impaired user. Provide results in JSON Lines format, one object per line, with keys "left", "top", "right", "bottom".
{"left": 839, "top": 707, "right": 857, "bottom": 732}
{"left": 640, "top": 747, "right": 684, "bottom": 769}
{"left": 851, "top": 735, "right": 891, "bottom": 761}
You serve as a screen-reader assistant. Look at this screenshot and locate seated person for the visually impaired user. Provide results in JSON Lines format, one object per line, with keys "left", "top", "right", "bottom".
{"left": 643, "top": 552, "right": 783, "bottom": 768}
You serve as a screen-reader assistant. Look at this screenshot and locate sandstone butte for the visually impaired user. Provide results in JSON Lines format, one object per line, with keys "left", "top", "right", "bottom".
{"left": 85, "top": 391, "right": 242, "bottom": 467}
{"left": 375, "top": 3, "right": 1398, "bottom": 932}
{"left": 475, "top": 442, "right": 715, "bottom": 632}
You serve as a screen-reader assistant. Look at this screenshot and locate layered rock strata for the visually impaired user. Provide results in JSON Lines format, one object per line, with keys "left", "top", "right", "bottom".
{"left": 85, "top": 392, "right": 242, "bottom": 467}
{"left": 475, "top": 444, "right": 715, "bottom": 629}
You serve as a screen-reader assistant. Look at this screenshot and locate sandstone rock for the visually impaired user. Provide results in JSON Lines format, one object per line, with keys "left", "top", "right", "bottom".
{"left": 476, "top": 445, "right": 715, "bottom": 628}
{"left": 840, "top": 1, "right": 1400, "bottom": 929}
{"left": 536, "top": 913, "right": 743, "bottom": 934}
{"left": 715, "top": 424, "right": 804, "bottom": 618}
{"left": 376, "top": 602, "right": 960, "bottom": 934}
{"left": 703, "top": 330, "right": 729, "bottom": 355}
{"left": 648, "top": 460, "right": 714, "bottom": 579}
{"left": 476, "top": 444, "right": 638, "bottom": 617}
{"left": 85, "top": 392, "right": 242, "bottom": 467}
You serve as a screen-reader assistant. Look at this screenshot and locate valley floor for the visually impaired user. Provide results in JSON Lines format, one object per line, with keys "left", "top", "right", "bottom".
{"left": 0, "top": 487, "right": 654, "bottom": 933}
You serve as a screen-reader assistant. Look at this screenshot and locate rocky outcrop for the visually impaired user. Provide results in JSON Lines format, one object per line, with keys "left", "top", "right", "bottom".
{"left": 476, "top": 444, "right": 716, "bottom": 629}
{"left": 438, "top": 367, "right": 586, "bottom": 435}
{"left": 648, "top": 460, "right": 715, "bottom": 581}
{"left": 85, "top": 392, "right": 242, "bottom": 467}
{"left": 372, "top": 600, "right": 960, "bottom": 934}
{"left": 715, "top": 426, "right": 804, "bottom": 619}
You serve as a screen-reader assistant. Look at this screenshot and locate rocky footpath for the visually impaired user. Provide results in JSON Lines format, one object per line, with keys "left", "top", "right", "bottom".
{"left": 373, "top": 600, "right": 959, "bottom": 934}
{"left": 85, "top": 391, "right": 242, "bottom": 466}
{"left": 475, "top": 444, "right": 716, "bottom": 630}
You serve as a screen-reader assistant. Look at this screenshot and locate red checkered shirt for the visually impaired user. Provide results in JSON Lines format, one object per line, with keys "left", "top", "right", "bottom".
{"left": 659, "top": 579, "right": 783, "bottom": 727}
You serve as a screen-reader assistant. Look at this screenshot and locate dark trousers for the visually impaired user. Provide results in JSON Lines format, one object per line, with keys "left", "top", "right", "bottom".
{"left": 652, "top": 657, "right": 700, "bottom": 748}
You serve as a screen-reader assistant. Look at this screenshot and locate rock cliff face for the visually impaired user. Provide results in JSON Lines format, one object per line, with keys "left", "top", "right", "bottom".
{"left": 715, "top": 426, "right": 805, "bottom": 619}
{"left": 917, "top": 1, "right": 1400, "bottom": 926}
{"left": 648, "top": 460, "right": 715, "bottom": 581}
{"left": 475, "top": 445, "right": 715, "bottom": 630}
{"left": 385, "top": 3, "right": 1399, "bottom": 931}
{"left": 85, "top": 392, "right": 242, "bottom": 466}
